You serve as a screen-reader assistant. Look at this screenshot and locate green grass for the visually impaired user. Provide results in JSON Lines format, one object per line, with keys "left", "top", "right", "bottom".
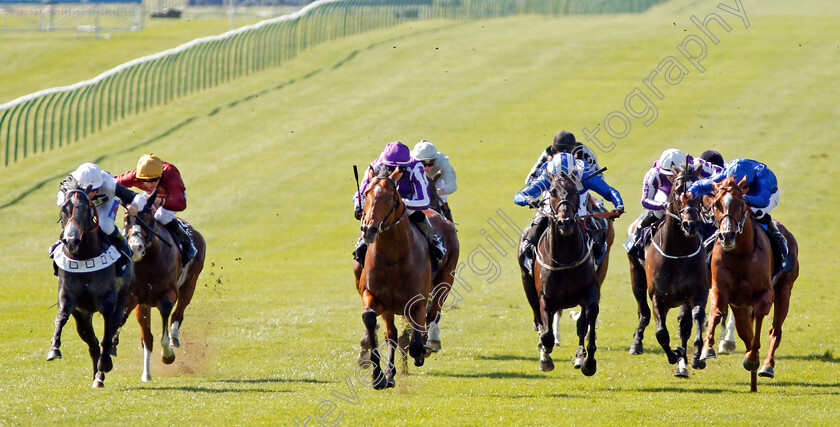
{"left": 2, "top": 0, "right": 839, "bottom": 424}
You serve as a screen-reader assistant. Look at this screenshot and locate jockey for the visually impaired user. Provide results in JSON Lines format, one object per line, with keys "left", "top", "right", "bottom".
{"left": 526, "top": 130, "right": 601, "bottom": 184}
{"left": 699, "top": 149, "right": 725, "bottom": 168}
{"left": 115, "top": 154, "right": 197, "bottom": 263}
{"left": 410, "top": 139, "right": 457, "bottom": 222}
{"left": 683, "top": 158, "right": 792, "bottom": 273}
{"left": 53, "top": 163, "right": 147, "bottom": 275}
{"left": 625, "top": 148, "right": 722, "bottom": 253}
{"left": 352, "top": 141, "right": 447, "bottom": 267}
{"left": 514, "top": 152, "right": 624, "bottom": 273}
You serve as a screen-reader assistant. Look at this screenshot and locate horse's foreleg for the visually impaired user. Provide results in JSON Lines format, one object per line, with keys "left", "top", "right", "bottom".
{"left": 425, "top": 281, "right": 450, "bottom": 353}
{"left": 574, "top": 308, "right": 587, "bottom": 369}
{"left": 538, "top": 295, "right": 555, "bottom": 372}
{"left": 158, "top": 291, "right": 176, "bottom": 365}
{"left": 47, "top": 290, "right": 74, "bottom": 361}
{"left": 761, "top": 284, "right": 792, "bottom": 378}
{"left": 731, "top": 306, "right": 757, "bottom": 371}
{"left": 580, "top": 294, "right": 599, "bottom": 377}
{"left": 674, "top": 304, "right": 691, "bottom": 377}
{"left": 652, "top": 296, "right": 679, "bottom": 365}
{"left": 718, "top": 309, "right": 737, "bottom": 354}
{"left": 361, "top": 293, "right": 387, "bottom": 390}
{"left": 71, "top": 311, "right": 100, "bottom": 383}
{"left": 691, "top": 296, "right": 708, "bottom": 370}
{"left": 137, "top": 305, "right": 154, "bottom": 382}
{"left": 629, "top": 258, "right": 650, "bottom": 355}
{"left": 406, "top": 296, "right": 427, "bottom": 367}
{"left": 381, "top": 313, "right": 397, "bottom": 388}
{"left": 97, "top": 290, "right": 120, "bottom": 374}
{"left": 702, "top": 285, "right": 727, "bottom": 359}
{"left": 744, "top": 288, "right": 772, "bottom": 372}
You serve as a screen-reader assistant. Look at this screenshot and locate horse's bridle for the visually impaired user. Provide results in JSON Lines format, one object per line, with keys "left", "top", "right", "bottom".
{"left": 714, "top": 190, "right": 749, "bottom": 236}
{"left": 362, "top": 176, "right": 407, "bottom": 233}
{"left": 61, "top": 190, "right": 99, "bottom": 238}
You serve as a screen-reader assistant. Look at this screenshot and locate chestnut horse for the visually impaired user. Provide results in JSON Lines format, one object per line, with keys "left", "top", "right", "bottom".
{"left": 628, "top": 166, "right": 709, "bottom": 377}
{"left": 701, "top": 177, "right": 799, "bottom": 391}
{"left": 119, "top": 199, "right": 206, "bottom": 382}
{"left": 532, "top": 171, "right": 600, "bottom": 376}
{"left": 354, "top": 167, "right": 459, "bottom": 389}
{"left": 48, "top": 189, "right": 133, "bottom": 388}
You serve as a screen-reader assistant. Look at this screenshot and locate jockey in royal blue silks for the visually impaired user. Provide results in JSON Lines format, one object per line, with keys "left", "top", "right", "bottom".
{"left": 683, "top": 158, "right": 792, "bottom": 273}
{"left": 514, "top": 151, "right": 624, "bottom": 274}
{"left": 352, "top": 141, "right": 446, "bottom": 267}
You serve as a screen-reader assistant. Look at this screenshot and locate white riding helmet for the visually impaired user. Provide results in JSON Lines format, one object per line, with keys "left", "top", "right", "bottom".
{"left": 658, "top": 148, "right": 686, "bottom": 175}
{"left": 411, "top": 139, "right": 438, "bottom": 161}
{"left": 71, "top": 163, "right": 104, "bottom": 190}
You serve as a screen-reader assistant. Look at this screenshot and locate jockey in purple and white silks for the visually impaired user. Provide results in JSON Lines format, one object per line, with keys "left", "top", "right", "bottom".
{"left": 514, "top": 152, "right": 624, "bottom": 273}
{"left": 624, "top": 149, "right": 723, "bottom": 255}
{"left": 683, "top": 157, "right": 791, "bottom": 273}
{"left": 352, "top": 141, "right": 446, "bottom": 266}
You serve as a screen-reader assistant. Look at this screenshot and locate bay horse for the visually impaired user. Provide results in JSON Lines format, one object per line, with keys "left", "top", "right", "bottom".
{"left": 47, "top": 189, "right": 133, "bottom": 388}
{"left": 119, "top": 196, "right": 206, "bottom": 382}
{"left": 518, "top": 181, "right": 616, "bottom": 368}
{"left": 353, "top": 167, "right": 459, "bottom": 389}
{"left": 701, "top": 177, "right": 799, "bottom": 391}
{"left": 628, "top": 165, "right": 709, "bottom": 377}
{"left": 531, "top": 171, "right": 600, "bottom": 375}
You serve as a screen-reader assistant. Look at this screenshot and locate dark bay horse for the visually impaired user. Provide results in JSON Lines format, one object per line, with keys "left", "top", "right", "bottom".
{"left": 353, "top": 167, "right": 459, "bottom": 389}
{"left": 531, "top": 172, "right": 600, "bottom": 376}
{"left": 701, "top": 177, "right": 799, "bottom": 391}
{"left": 119, "top": 201, "right": 205, "bottom": 382}
{"left": 47, "top": 189, "right": 133, "bottom": 388}
{"left": 628, "top": 166, "right": 709, "bottom": 377}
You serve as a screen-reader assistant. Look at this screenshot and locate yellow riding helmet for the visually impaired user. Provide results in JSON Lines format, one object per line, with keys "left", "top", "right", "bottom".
{"left": 136, "top": 154, "right": 163, "bottom": 179}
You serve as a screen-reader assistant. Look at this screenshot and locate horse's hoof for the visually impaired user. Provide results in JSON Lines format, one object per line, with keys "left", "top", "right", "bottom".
{"left": 385, "top": 378, "right": 396, "bottom": 388}
{"left": 110, "top": 347, "right": 117, "bottom": 357}
{"left": 581, "top": 358, "right": 597, "bottom": 376}
{"left": 742, "top": 357, "right": 760, "bottom": 372}
{"left": 141, "top": 374, "right": 152, "bottom": 382}
{"left": 357, "top": 349, "right": 371, "bottom": 366}
{"left": 539, "top": 356, "right": 554, "bottom": 372}
{"left": 46, "top": 348, "right": 62, "bottom": 361}
{"left": 628, "top": 342, "right": 644, "bottom": 355}
{"left": 573, "top": 357, "right": 584, "bottom": 369}
{"left": 758, "top": 365, "right": 775, "bottom": 378}
{"left": 92, "top": 379, "right": 104, "bottom": 388}
{"left": 700, "top": 348, "right": 716, "bottom": 360}
{"left": 674, "top": 367, "right": 689, "bottom": 378}
{"left": 372, "top": 373, "right": 387, "bottom": 390}
{"left": 718, "top": 340, "right": 736, "bottom": 355}
{"left": 692, "top": 359, "right": 707, "bottom": 370}
{"left": 170, "top": 337, "right": 181, "bottom": 348}
{"left": 162, "top": 353, "right": 176, "bottom": 365}
{"left": 413, "top": 355, "right": 425, "bottom": 367}
{"left": 426, "top": 340, "right": 441, "bottom": 353}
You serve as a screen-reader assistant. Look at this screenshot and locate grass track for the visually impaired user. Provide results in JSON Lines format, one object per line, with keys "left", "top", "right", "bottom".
{"left": 1, "top": 1, "right": 839, "bottom": 424}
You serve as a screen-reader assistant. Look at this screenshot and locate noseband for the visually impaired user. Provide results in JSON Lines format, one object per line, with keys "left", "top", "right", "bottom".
{"left": 61, "top": 190, "right": 99, "bottom": 236}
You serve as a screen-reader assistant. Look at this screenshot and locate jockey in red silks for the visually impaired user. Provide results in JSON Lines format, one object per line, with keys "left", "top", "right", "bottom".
{"left": 116, "top": 153, "right": 196, "bottom": 263}
{"left": 352, "top": 141, "right": 446, "bottom": 267}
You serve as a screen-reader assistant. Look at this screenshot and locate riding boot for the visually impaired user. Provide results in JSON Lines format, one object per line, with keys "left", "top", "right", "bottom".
{"left": 521, "top": 214, "right": 549, "bottom": 275}
{"left": 704, "top": 233, "right": 717, "bottom": 268}
{"left": 164, "top": 220, "right": 197, "bottom": 264}
{"left": 353, "top": 236, "right": 368, "bottom": 266}
{"left": 410, "top": 212, "right": 446, "bottom": 265}
{"left": 760, "top": 216, "right": 792, "bottom": 274}
{"left": 626, "top": 211, "right": 658, "bottom": 259}
{"left": 109, "top": 230, "right": 132, "bottom": 277}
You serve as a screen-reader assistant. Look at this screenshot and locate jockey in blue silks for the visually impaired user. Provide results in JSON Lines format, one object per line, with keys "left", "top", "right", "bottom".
{"left": 514, "top": 151, "right": 624, "bottom": 274}
{"left": 352, "top": 141, "right": 446, "bottom": 267}
{"left": 683, "top": 158, "right": 791, "bottom": 273}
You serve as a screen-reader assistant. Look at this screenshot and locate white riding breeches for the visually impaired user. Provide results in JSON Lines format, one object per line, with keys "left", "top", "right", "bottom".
{"left": 154, "top": 207, "right": 176, "bottom": 225}
{"left": 97, "top": 198, "right": 120, "bottom": 235}
{"left": 750, "top": 189, "right": 779, "bottom": 219}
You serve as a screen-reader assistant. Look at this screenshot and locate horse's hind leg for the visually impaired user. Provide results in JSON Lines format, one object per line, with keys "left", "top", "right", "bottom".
{"left": 112, "top": 292, "right": 138, "bottom": 357}
{"left": 381, "top": 313, "right": 398, "bottom": 388}
{"left": 761, "top": 284, "right": 792, "bottom": 378}
{"left": 628, "top": 257, "right": 650, "bottom": 355}
{"left": 702, "top": 286, "right": 728, "bottom": 360}
{"left": 158, "top": 292, "right": 176, "bottom": 365}
{"left": 580, "top": 296, "right": 599, "bottom": 377}
{"left": 425, "top": 281, "right": 450, "bottom": 354}
{"left": 718, "top": 308, "right": 737, "bottom": 354}
{"left": 170, "top": 272, "right": 200, "bottom": 348}
{"left": 47, "top": 289, "right": 75, "bottom": 361}
{"left": 407, "top": 296, "right": 426, "bottom": 367}
{"left": 137, "top": 305, "right": 154, "bottom": 382}
{"left": 674, "top": 304, "right": 691, "bottom": 377}
{"left": 690, "top": 297, "right": 708, "bottom": 370}
{"left": 72, "top": 311, "right": 102, "bottom": 387}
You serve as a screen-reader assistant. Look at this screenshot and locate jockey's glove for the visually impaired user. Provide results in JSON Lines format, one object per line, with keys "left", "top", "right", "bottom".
{"left": 354, "top": 207, "right": 363, "bottom": 221}
{"left": 513, "top": 193, "right": 529, "bottom": 206}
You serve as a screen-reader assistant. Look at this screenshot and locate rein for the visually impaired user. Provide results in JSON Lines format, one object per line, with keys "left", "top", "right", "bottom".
{"left": 363, "top": 176, "right": 407, "bottom": 233}
{"left": 536, "top": 222, "right": 593, "bottom": 272}
{"left": 63, "top": 190, "right": 100, "bottom": 235}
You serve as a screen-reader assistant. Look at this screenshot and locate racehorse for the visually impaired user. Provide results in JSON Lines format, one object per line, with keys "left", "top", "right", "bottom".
{"left": 47, "top": 189, "right": 133, "bottom": 388}
{"left": 628, "top": 165, "right": 709, "bottom": 377}
{"left": 519, "top": 181, "right": 616, "bottom": 367}
{"left": 701, "top": 176, "right": 799, "bottom": 391}
{"left": 530, "top": 171, "right": 600, "bottom": 375}
{"left": 119, "top": 196, "right": 205, "bottom": 382}
{"left": 353, "top": 167, "right": 459, "bottom": 389}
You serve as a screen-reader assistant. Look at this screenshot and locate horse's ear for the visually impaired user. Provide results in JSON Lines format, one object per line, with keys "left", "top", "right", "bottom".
{"left": 737, "top": 176, "right": 749, "bottom": 191}
{"left": 366, "top": 166, "right": 375, "bottom": 181}
{"left": 389, "top": 167, "right": 402, "bottom": 181}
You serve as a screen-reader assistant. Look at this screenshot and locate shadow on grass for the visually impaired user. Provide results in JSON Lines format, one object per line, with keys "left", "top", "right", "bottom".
{"left": 427, "top": 371, "right": 546, "bottom": 380}
{"left": 764, "top": 381, "right": 840, "bottom": 389}
{"left": 630, "top": 386, "right": 731, "bottom": 394}
{"left": 474, "top": 353, "right": 537, "bottom": 362}
{"left": 215, "top": 377, "right": 332, "bottom": 384}
{"left": 135, "top": 385, "right": 293, "bottom": 393}
{"left": 777, "top": 351, "right": 840, "bottom": 364}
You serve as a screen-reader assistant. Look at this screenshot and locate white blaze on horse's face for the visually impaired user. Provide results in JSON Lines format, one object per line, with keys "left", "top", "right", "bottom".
{"left": 718, "top": 193, "right": 738, "bottom": 249}
{"left": 128, "top": 224, "right": 145, "bottom": 261}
